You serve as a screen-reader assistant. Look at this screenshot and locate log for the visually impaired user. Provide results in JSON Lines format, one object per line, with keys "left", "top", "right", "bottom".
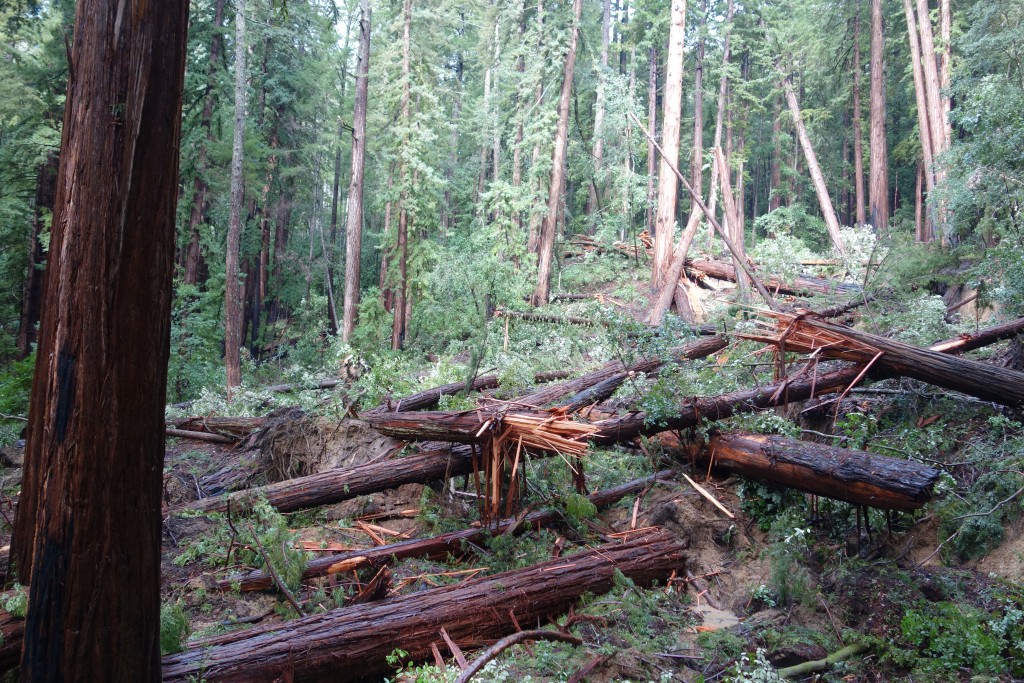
{"left": 180, "top": 445, "right": 476, "bottom": 514}
{"left": 366, "top": 369, "right": 573, "bottom": 414}
{"left": 265, "top": 378, "right": 343, "bottom": 393}
{"left": 671, "top": 432, "right": 940, "bottom": 511}
{"left": 930, "top": 316, "right": 1024, "bottom": 353}
{"left": 513, "top": 335, "right": 727, "bottom": 408}
{"left": 495, "top": 309, "right": 600, "bottom": 326}
{"left": 170, "top": 415, "right": 266, "bottom": 439}
{"left": 686, "top": 258, "right": 861, "bottom": 296}
{"left": 162, "top": 532, "right": 686, "bottom": 682}
{"left": 742, "top": 312, "right": 1024, "bottom": 407}
{"left": 219, "top": 469, "right": 675, "bottom": 591}
{"left": 165, "top": 428, "right": 235, "bottom": 444}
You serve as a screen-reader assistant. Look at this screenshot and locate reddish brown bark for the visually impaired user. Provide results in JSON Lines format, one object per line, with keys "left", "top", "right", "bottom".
{"left": 163, "top": 532, "right": 685, "bottom": 683}
{"left": 852, "top": 0, "right": 867, "bottom": 226}
{"left": 868, "top": 0, "right": 889, "bottom": 231}
{"left": 11, "top": 0, "right": 189, "bottom": 678}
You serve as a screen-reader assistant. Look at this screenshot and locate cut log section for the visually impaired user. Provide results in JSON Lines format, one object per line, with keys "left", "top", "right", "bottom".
{"left": 741, "top": 312, "right": 1024, "bottom": 407}
{"left": 162, "top": 531, "right": 686, "bottom": 683}
{"left": 219, "top": 470, "right": 675, "bottom": 591}
{"left": 667, "top": 432, "right": 940, "bottom": 511}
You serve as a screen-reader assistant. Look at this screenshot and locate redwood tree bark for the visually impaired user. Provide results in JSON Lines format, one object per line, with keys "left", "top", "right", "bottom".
{"left": 852, "top": 0, "right": 867, "bottom": 226}
{"left": 342, "top": 0, "right": 371, "bottom": 344}
{"left": 531, "top": 0, "right": 582, "bottom": 306}
{"left": 225, "top": 0, "right": 247, "bottom": 391}
{"left": 867, "top": 0, "right": 889, "bottom": 231}
{"left": 392, "top": 0, "right": 412, "bottom": 348}
{"left": 651, "top": 0, "right": 687, "bottom": 290}
{"left": 12, "top": 0, "right": 189, "bottom": 678}
{"left": 645, "top": 46, "right": 658, "bottom": 235}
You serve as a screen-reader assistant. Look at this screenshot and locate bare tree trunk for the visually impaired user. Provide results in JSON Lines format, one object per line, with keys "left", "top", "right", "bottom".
{"left": 715, "top": 147, "right": 748, "bottom": 299}
{"left": 769, "top": 97, "right": 782, "bottom": 211}
{"left": 326, "top": 120, "right": 343, "bottom": 336}
{"left": 852, "top": 0, "right": 867, "bottom": 226}
{"left": 531, "top": 0, "right": 582, "bottom": 307}
{"left": 11, "top": 0, "right": 188, "bottom": 677}
{"left": 690, "top": 0, "right": 707, "bottom": 204}
{"left": 16, "top": 155, "right": 57, "bottom": 359}
{"left": 526, "top": 0, "right": 545, "bottom": 255}
{"left": 651, "top": 0, "right": 687, "bottom": 290}
{"left": 645, "top": 46, "right": 658, "bottom": 236}
{"left": 915, "top": 159, "right": 925, "bottom": 242}
{"left": 915, "top": 0, "right": 947, "bottom": 173}
{"left": 225, "top": 0, "right": 247, "bottom": 392}
{"left": 342, "top": 0, "right": 371, "bottom": 344}
{"left": 868, "top": 0, "right": 889, "bottom": 231}
{"left": 586, "top": 0, "right": 612, "bottom": 223}
{"left": 781, "top": 76, "right": 848, "bottom": 257}
{"left": 700, "top": 0, "right": 733, "bottom": 240}
{"left": 183, "top": 0, "right": 226, "bottom": 287}
{"left": 392, "top": 0, "right": 412, "bottom": 349}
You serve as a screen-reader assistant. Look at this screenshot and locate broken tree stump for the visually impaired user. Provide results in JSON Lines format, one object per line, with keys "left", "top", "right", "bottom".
{"left": 666, "top": 432, "right": 940, "bottom": 511}
{"left": 162, "top": 531, "right": 686, "bottom": 682}
{"left": 218, "top": 469, "right": 675, "bottom": 591}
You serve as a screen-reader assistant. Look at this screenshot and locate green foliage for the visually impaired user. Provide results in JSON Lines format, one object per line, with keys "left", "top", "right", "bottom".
{"left": 737, "top": 479, "right": 806, "bottom": 532}
{"left": 898, "top": 602, "right": 1007, "bottom": 676}
{"left": 563, "top": 491, "right": 597, "bottom": 521}
{"left": 1, "top": 583, "right": 27, "bottom": 618}
{"left": 764, "top": 521, "right": 816, "bottom": 608}
{"left": 726, "top": 648, "right": 782, "bottom": 682}
{"left": 0, "top": 352, "right": 32, "bottom": 446}
{"left": 754, "top": 205, "right": 828, "bottom": 254}
{"left": 173, "top": 497, "right": 308, "bottom": 595}
{"left": 160, "top": 600, "right": 191, "bottom": 655}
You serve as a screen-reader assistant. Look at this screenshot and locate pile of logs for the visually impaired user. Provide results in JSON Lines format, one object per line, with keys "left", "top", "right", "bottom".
{"left": 157, "top": 314, "right": 1024, "bottom": 679}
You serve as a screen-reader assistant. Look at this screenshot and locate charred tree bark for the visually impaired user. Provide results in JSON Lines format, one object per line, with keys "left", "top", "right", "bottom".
{"left": 532, "top": 0, "right": 582, "bottom": 306}
{"left": 673, "top": 432, "right": 939, "bottom": 511}
{"left": 163, "top": 532, "right": 685, "bottom": 683}
{"left": 11, "top": 0, "right": 189, "bottom": 678}
{"left": 220, "top": 470, "right": 675, "bottom": 591}
{"left": 342, "top": 0, "right": 371, "bottom": 343}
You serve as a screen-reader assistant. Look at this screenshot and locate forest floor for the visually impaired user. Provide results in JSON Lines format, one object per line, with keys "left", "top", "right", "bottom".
{"left": 6, "top": 242, "right": 1024, "bottom": 682}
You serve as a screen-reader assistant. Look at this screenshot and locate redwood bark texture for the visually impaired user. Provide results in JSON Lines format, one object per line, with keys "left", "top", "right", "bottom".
{"left": 868, "top": 0, "right": 889, "bottom": 231}
{"left": 342, "top": 0, "right": 371, "bottom": 343}
{"left": 12, "top": 0, "right": 189, "bottom": 679}
{"left": 651, "top": 0, "right": 687, "bottom": 289}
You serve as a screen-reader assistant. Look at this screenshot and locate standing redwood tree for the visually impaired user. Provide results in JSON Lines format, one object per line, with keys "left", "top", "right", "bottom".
{"left": 868, "top": 0, "right": 889, "bottom": 231}
{"left": 12, "top": 0, "right": 189, "bottom": 679}
{"left": 342, "top": 0, "right": 372, "bottom": 343}
{"left": 531, "top": 0, "right": 582, "bottom": 307}
{"left": 225, "top": 0, "right": 248, "bottom": 390}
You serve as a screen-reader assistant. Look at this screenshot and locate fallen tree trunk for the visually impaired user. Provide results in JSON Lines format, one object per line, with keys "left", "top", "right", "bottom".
{"left": 742, "top": 312, "right": 1024, "bottom": 407}
{"left": 181, "top": 445, "right": 477, "bottom": 514}
{"left": 930, "top": 316, "right": 1024, "bottom": 353}
{"left": 686, "top": 259, "right": 861, "bottom": 297}
{"left": 163, "top": 531, "right": 686, "bottom": 682}
{"left": 219, "top": 469, "right": 675, "bottom": 591}
{"left": 366, "top": 369, "right": 573, "bottom": 414}
{"left": 513, "top": 335, "right": 727, "bottom": 408}
{"left": 165, "top": 428, "right": 236, "bottom": 444}
{"left": 668, "top": 432, "right": 940, "bottom": 511}
{"left": 266, "top": 378, "right": 343, "bottom": 393}
{"left": 170, "top": 415, "right": 267, "bottom": 439}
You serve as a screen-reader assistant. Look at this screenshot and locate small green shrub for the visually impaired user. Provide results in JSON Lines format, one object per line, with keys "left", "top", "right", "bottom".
{"left": 160, "top": 600, "right": 190, "bottom": 655}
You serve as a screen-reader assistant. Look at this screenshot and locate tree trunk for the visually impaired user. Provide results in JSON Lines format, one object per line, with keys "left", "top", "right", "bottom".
{"left": 867, "top": 0, "right": 889, "bottom": 231}
{"left": 852, "top": 0, "right": 867, "bottom": 226}
{"left": 16, "top": 154, "right": 57, "bottom": 359}
{"left": 392, "top": 0, "right": 412, "bottom": 348}
{"left": 645, "top": 46, "right": 658, "bottom": 236}
{"left": 326, "top": 119, "right": 344, "bottom": 337}
{"left": 701, "top": 0, "right": 734, "bottom": 240}
{"left": 685, "top": 258, "right": 861, "bottom": 296}
{"left": 781, "top": 76, "right": 848, "bottom": 257}
{"left": 225, "top": 0, "right": 247, "bottom": 392}
{"left": 531, "top": 0, "right": 583, "bottom": 306}
{"left": 11, "top": 0, "right": 188, "bottom": 677}
{"left": 715, "top": 147, "right": 748, "bottom": 299}
{"left": 526, "top": 0, "right": 546, "bottom": 255}
{"left": 673, "top": 432, "right": 940, "bottom": 511}
{"left": 221, "top": 470, "right": 673, "bottom": 592}
{"left": 183, "top": 0, "right": 226, "bottom": 287}
{"left": 163, "top": 533, "right": 684, "bottom": 683}
{"left": 769, "top": 98, "right": 782, "bottom": 212}
{"left": 902, "top": 0, "right": 936, "bottom": 240}
{"left": 651, "top": 0, "right": 687, "bottom": 290}
{"left": 586, "top": 0, "right": 612, "bottom": 223}
{"left": 342, "top": 0, "right": 371, "bottom": 343}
